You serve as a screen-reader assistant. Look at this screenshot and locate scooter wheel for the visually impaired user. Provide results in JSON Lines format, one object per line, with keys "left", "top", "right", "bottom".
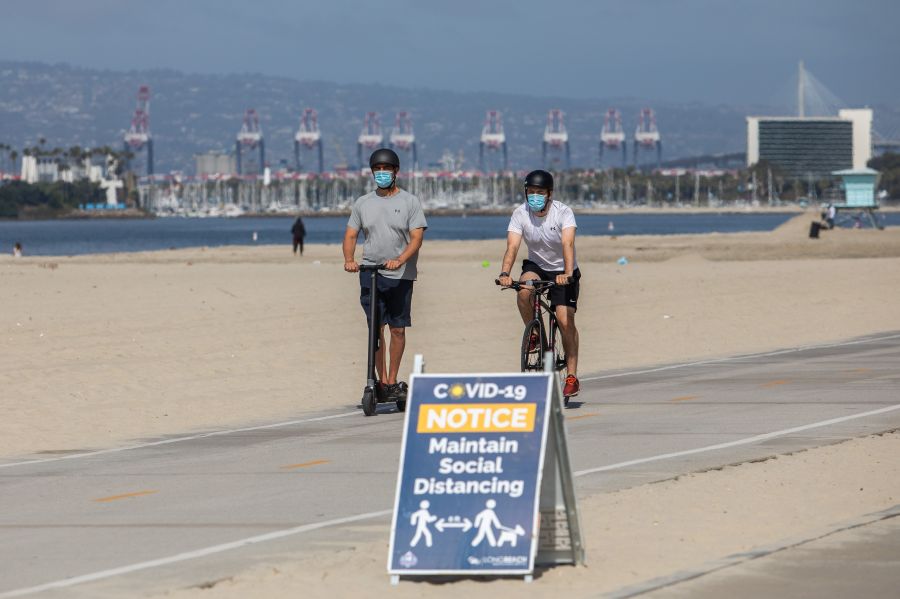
{"left": 396, "top": 399, "right": 406, "bottom": 412}
{"left": 564, "top": 395, "right": 570, "bottom": 408}
{"left": 362, "top": 388, "right": 377, "bottom": 416}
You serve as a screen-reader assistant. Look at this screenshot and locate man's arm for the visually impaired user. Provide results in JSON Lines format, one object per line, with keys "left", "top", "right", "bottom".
{"left": 342, "top": 226, "right": 360, "bottom": 272}
{"left": 385, "top": 227, "right": 425, "bottom": 270}
{"left": 498, "top": 231, "right": 523, "bottom": 286}
{"left": 557, "top": 226, "right": 576, "bottom": 285}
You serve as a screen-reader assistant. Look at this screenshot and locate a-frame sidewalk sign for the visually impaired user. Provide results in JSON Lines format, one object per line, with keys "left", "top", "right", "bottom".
{"left": 388, "top": 354, "right": 584, "bottom": 583}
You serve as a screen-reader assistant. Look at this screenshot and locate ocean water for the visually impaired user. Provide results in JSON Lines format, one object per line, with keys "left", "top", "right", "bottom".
{"left": 0, "top": 212, "right": 895, "bottom": 257}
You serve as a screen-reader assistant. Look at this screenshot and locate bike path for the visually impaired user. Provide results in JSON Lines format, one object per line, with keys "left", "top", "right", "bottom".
{"left": 1, "top": 332, "right": 898, "bottom": 597}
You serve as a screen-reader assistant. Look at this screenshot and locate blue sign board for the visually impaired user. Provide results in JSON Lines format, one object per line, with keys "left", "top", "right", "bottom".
{"left": 388, "top": 373, "right": 553, "bottom": 575}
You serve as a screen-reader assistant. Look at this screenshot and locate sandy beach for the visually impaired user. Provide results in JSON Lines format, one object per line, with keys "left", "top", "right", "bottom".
{"left": 2, "top": 211, "right": 900, "bottom": 596}
{"left": 3, "top": 212, "right": 899, "bottom": 458}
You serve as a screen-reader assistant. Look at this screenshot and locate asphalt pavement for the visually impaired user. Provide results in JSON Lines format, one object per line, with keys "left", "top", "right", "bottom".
{"left": 1, "top": 332, "right": 899, "bottom": 598}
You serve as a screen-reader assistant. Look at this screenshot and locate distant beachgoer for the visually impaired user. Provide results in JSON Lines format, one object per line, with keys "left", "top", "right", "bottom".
{"left": 13, "top": 242, "right": 22, "bottom": 257}
{"left": 826, "top": 203, "right": 836, "bottom": 229}
{"left": 291, "top": 216, "right": 306, "bottom": 255}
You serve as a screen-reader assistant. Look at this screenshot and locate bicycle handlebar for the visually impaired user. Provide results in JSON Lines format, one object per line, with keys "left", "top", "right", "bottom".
{"left": 495, "top": 277, "right": 572, "bottom": 290}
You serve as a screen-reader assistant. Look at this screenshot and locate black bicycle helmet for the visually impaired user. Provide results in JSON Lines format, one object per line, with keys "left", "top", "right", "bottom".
{"left": 369, "top": 148, "right": 400, "bottom": 169}
{"left": 524, "top": 169, "right": 554, "bottom": 190}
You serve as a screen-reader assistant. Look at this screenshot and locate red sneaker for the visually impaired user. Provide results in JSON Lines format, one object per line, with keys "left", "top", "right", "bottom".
{"left": 528, "top": 331, "right": 540, "bottom": 353}
{"left": 563, "top": 375, "right": 580, "bottom": 397}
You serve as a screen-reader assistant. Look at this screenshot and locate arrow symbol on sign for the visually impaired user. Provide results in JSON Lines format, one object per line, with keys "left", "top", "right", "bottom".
{"left": 435, "top": 517, "right": 472, "bottom": 532}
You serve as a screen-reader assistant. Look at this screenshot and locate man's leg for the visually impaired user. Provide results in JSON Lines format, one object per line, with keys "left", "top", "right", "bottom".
{"left": 299, "top": 238, "right": 304, "bottom": 255}
{"left": 385, "top": 326, "right": 406, "bottom": 385}
{"left": 517, "top": 271, "right": 541, "bottom": 323}
{"left": 555, "top": 305, "right": 579, "bottom": 376}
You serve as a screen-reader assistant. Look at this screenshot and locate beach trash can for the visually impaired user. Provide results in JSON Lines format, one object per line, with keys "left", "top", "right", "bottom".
{"left": 809, "top": 221, "right": 821, "bottom": 239}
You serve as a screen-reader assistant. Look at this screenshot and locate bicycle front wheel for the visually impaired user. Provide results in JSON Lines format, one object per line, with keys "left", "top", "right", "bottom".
{"left": 549, "top": 317, "right": 568, "bottom": 378}
{"left": 521, "top": 319, "right": 545, "bottom": 372}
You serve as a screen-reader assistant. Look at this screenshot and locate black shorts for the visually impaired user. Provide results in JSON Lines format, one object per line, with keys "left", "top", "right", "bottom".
{"left": 521, "top": 259, "right": 581, "bottom": 311}
{"left": 359, "top": 274, "right": 414, "bottom": 328}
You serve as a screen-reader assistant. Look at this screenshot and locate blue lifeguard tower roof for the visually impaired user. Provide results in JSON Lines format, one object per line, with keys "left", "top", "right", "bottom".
{"left": 831, "top": 167, "right": 879, "bottom": 208}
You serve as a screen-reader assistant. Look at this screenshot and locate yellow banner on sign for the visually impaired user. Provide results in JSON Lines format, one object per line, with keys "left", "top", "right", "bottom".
{"left": 417, "top": 403, "right": 536, "bottom": 433}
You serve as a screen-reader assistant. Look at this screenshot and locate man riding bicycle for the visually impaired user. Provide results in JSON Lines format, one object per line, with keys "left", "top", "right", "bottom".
{"left": 497, "top": 169, "right": 581, "bottom": 397}
{"left": 343, "top": 148, "right": 428, "bottom": 402}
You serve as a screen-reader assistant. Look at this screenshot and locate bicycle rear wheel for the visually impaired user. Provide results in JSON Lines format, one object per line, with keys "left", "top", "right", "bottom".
{"left": 521, "top": 319, "right": 545, "bottom": 372}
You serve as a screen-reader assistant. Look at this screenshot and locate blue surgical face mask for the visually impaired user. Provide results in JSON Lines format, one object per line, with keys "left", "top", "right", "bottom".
{"left": 527, "top": 193, "right": 547, "bottom": 211}
{"left": 373, "top": 170, "right": 394, "bottom": 189}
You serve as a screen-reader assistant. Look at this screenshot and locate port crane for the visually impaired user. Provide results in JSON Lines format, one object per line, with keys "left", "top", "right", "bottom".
{"left": 599, "top": 108, "right": 626, "bottom": 168}
{"left": 294, "top": 108, "right": 323, "bottom": 173}
{"left": 542, "top": 109, "right": 570, "bottom": 169}
{"left": 479, "top": 110, "right": 508, "bottom": 172}
{"left": 236, "top": 108, "right": 265, "bottom": 176}
{"left": 123, "top": 85, "right": 153, "bottom": 176}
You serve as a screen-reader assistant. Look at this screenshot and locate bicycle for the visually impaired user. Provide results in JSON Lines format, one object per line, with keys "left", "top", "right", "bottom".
{"left": 359, "top": 264, "right": 406, "bottom": 416}
{"left": 496, "top": 277, "right": 573, "bottom": 404}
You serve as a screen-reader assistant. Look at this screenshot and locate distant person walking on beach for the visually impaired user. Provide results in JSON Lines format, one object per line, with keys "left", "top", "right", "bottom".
{"left": 12, "top": 242, "right": 22, "bottom": 257}
{"left": 343, "top": 148, "right": 427, "bottom": 402}
{"left": 291, "top": 216, "right": 306, "bottom": 255}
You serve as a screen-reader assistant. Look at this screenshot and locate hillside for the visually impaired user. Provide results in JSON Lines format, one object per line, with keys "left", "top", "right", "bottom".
{"left": 1, "top": 61, "right": 896, "bottom": 174}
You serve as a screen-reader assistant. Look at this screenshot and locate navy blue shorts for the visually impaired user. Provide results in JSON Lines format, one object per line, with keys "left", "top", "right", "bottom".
{"left": 359, "top": 274, "right": 414, "bottom": 328}
{"left": 521, "top": 259, "right": 581, "bottom": 311}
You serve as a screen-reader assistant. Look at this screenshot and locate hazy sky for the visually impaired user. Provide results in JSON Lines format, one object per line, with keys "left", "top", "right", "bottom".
{"left": 2, "top": 0, "right": 898, "bottom": 105}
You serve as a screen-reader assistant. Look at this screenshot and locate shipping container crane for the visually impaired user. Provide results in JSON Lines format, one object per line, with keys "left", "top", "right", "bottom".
{"left": 633, "top": 108, "right": 661, "bottom": 169}
{"left": 542, "top": 109, "right": 570, "bottom": 169}
{"left": 389, "top": 111, "right": 417, "bottom": 169}
{"left": 236, "top": 108, "right": 265, "bottom": 176}
{"left": 599, "top": 108, "right": 626, "bottom": 168}
{"left": 357, "top": 112, "right": 384, "bottom": 170}
{"left": 123, "top": 85, "right": 153, "bottom": 176}
{"left": 479, "top": 110, "right": 508, "bottom": 172}
{"left": 294, "top": 108, "right": 323, "bottom": 173}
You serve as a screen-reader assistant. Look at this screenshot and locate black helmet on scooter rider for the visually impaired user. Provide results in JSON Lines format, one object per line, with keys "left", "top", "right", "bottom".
{"left": 524, "top": 169, "right": 554, "bottom": 191}
{"left": 369, "top": 148, "right": 400, "bottom": 169}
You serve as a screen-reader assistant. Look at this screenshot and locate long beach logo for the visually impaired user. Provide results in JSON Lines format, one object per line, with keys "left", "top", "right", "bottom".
{"left": 399, "top": 551, "right": 418, "bottom": 568}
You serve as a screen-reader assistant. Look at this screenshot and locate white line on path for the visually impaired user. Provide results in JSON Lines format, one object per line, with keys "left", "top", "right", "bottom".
{"left": 581, "top": 332, "right": 900, "bottom": 382}
{"left": 0, "top": 509, "right": 393, "bottom": 599}
{"left": 0, "top": 334, "right": 900, "bottom": 469}
{"left": 3, "top": 402, "right": 899, "bottom": 597}
{"left": 3, "top": 331, "right": 898, "bottom": 471}
{"left": 0, "top": 411, "right": 358, "bottom": 470}
{"left": 573, "top": 402, "right": 900, "bottom": 477}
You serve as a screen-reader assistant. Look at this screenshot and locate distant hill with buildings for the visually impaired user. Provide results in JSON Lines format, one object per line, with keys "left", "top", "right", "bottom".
{"left": 1, "top": 61, "right": 897, "bottom": 175}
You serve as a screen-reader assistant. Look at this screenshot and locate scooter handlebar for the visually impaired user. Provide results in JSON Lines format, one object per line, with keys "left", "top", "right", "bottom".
{"left": 358, "top": 264, "right": 388, "bottom": 272}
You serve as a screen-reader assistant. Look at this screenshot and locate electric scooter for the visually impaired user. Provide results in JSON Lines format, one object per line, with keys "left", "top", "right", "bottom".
{"left": 359, "top": 264, "right": 407, "bottom": 416}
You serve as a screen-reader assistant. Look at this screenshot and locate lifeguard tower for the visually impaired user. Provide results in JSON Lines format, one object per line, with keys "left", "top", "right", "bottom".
{"left": 831, "top": 168, "right": 883, "bottom": 229}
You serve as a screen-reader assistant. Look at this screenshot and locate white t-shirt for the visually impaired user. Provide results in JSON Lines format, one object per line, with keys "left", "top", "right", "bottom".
{"left": 507, "top": 200, "right": 578, "bottom": 272}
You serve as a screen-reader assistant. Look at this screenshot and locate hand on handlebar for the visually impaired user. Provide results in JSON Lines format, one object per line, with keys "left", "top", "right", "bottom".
{"left": 555, "top": 273, "right": 574, "bottom": 286}
{"left": 497, "top": 275, "right": 513, "bottom": 287}
{"left": 344, "top": 260, "right": 359, "bottom": 273}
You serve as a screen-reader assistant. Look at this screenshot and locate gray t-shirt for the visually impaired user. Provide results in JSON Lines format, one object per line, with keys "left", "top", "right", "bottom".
{"left": 347, "top": 188, "right": 428, "bottom": 280}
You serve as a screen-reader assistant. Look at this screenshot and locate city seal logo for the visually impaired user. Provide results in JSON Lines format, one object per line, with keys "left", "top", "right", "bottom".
{"left": 399, "top": 551, "right": 418, "bottom": 568}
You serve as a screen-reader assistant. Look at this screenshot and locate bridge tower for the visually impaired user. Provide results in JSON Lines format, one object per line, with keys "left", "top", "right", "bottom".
{"left": 389, "top": 111, "right": 417, "bottom": 169}
{"left": 633, "top": 108, "right": 662, "bottom": 169}
{"left": 599, "top": 108, "right": 626, "bottom": 168}
{"left": 479, "top": 110, "right": 508, "bottom": 172}
{"left": 542, "top": 109, "right": 570, "bottom": 169}
{"left": 123, "top": 85, "right": 153, "bottom": 176}
{"left": 236, "top": 109, "right": 265, "bottom": 176}
{"left": 357, "top": 112, "right": 384, "bottom": 170}
{"left": 294, "top": 108, "right": 323, "bottom": 173}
